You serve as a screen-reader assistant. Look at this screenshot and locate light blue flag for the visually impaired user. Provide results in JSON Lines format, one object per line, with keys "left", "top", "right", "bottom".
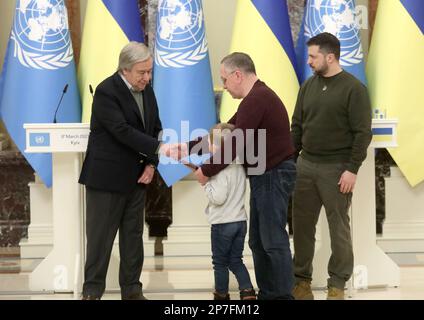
{"left": 296, "top": 0, "right": 367, "bottom": 84}
{"left": 154, "top": 0, "right": 217, "bottom": 186}
{"left": 0, "top": 0, "right": 81, "bottom": 187}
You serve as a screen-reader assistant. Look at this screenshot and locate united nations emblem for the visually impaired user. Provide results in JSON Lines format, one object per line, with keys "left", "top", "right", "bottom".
{"left": 35, "top": 135, "right": 45, "bottom": 144}
{"left": 11, "top": 0, "right": 73, "bottom": 70}
{"left": 155, "top": 0, "right": 208, "bottom": 68}
{"left": 304, "top": 0, "right": 364, "bottom": 67}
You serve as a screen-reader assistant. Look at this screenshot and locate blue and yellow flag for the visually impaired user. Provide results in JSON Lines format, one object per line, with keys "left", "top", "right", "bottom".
{"left": 297, "top": 0, "right": 367, "bottom": 84}
{"left": 0, "top": 0, "right": 81, "bottom": 187}
{"left": 219, "top": 0, "right": 300, "bottom": 121}
{"left": 367, "top": 0, "right": 424, "bottom": 187}
{"left": 78, "top": 0, "right": 144, "bottom": 122}
{"left": 154, "top": 0, "right": 217, "bottom": 186}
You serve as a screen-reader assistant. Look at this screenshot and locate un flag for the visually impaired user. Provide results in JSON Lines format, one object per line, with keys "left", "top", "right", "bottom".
{"left": 154, "top": 0, "right": 216, "bottom": 186}
{"left": 0, "top": 0, "right": 81, "bottom": 187}
{"left": 297, "top": 0, "right": 367, "bottom": 84}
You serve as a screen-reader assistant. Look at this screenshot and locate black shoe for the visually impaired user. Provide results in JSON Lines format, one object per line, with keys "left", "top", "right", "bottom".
{"left": 213, "top": 292, "right": 230, "bottom": 300}
{"left": 122, "top": 292, "right": 148, "bottom": 300}
{"left": 82, "top": 294, "right": 101, "bottom": 300}
{"left": 240, "top": 288, "right": 256, "bottom": 300}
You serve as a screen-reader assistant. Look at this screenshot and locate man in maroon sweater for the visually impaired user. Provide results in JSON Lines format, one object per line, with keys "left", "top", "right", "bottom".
{"left": 186, "top": 52, "right": 296, "bottom": 299}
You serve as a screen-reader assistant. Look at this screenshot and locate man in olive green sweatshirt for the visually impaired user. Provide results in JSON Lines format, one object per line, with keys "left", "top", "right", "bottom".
{"left": 291, "top": 32, "right": 372, "bottom": 300}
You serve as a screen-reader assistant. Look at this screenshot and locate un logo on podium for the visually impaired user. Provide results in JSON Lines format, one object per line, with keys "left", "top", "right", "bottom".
{"left": 155, "top": 0, "right": 208, "bottom": 68}
{"left": 11, "top": 0, "right": 73, "bottom": 70}
{"left": 304, "top": 0, "right": 364, "bottom": 67}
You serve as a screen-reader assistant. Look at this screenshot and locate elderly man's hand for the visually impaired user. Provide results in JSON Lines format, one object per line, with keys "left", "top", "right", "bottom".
{"left": 138, "top": 165, "right": 155, "bottom": 185}
{"left": 159, "top": 143, "right": 188, "bottom": 160}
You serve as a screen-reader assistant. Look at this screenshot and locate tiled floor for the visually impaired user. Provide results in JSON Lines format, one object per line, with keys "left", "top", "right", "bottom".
{"left": 0, "top": 254, "right": 423, "bottom": 300}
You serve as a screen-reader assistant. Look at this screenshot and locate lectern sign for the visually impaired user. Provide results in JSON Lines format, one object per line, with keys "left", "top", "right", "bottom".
{"left": 24, "top": 123, "right": 89, "bottom": 153}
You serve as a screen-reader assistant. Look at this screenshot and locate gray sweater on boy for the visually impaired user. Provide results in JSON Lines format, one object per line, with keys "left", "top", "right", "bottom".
{"left": 204, "top": 163, "right": 247, "bottom": 225}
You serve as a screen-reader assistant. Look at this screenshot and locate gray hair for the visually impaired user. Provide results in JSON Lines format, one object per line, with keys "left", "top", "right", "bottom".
{"left": 118, "top": 41, "right": 151, "bottom": 72}
{"left": 221, "top": 52, "right": 256, "bottom": 75}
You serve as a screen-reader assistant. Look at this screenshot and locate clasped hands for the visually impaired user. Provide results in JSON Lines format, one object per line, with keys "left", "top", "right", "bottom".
{"left": 159, "top": 142, "right": 188, "bottom": 160}
{"left": 159, "top": 143, "right": 209, "bottom": 186}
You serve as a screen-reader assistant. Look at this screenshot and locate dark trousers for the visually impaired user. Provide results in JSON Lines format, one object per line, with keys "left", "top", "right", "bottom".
{"left": 292, "top": 156, "right": 353, "bottom": 289}
{"left": 248, "top": 158, "right": 297, "bottom": 300}
{"left": 83, "top": 186, "right": 145, "bottom": 298}
{"left": 211, "top": 221, "right": 253, "bottom": 294}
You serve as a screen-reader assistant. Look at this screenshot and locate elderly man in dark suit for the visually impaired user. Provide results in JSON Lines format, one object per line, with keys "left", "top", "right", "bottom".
{"left": 79, "top": 42, "right": 163, "bottom": 300}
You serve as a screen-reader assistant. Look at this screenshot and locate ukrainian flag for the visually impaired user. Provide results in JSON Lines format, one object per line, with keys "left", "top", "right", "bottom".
{"left": 367, "top": 0, "right": 424, "bottom": 187}
{"left": 78, "top": 0, "right": 144, "bottom": 122}
{"left": 219, "top": 0, "right": 300, "bottom": 121}
{"left": 372, "top": 127, "right": 394, "bottom": 144}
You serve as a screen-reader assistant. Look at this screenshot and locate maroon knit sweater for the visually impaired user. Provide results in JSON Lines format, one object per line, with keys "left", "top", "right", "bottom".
{"left": 194, "top": 80, "right": 295, "bottom": 178}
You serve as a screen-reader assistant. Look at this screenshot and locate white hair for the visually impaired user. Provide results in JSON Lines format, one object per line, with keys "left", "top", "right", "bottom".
{"left": 118, "top": 41, "right": 151, "bottom": 72}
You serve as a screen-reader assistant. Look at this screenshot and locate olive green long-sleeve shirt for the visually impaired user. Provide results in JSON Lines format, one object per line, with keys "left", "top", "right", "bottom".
{"left": 291, "top": 70, "right": 372, "bottom": 174}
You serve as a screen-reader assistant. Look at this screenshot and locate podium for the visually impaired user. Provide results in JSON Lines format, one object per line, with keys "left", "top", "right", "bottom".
{"left": 24, "top": 123, "right": 89, "bottom": 295}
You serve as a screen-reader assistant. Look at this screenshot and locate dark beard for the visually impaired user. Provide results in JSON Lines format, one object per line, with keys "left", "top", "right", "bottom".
{"left": 312, "top": 63, "right": 329, "bottom": 76}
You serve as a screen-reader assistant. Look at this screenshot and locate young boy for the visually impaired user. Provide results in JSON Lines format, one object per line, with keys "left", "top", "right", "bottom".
{"left": 203, "top": 123, "right": 256, "bottom": 300}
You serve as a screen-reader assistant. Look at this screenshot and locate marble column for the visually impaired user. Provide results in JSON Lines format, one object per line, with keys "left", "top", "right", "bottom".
{"left": 145, "top": 173, "right": 172, "bottom": 237}
{"left": 146, "top": 0, "right": 159, "bottom": 50}
{"left": 0, "top": 152, "right": 34, "bottom": 248}
{"left": 139, "top": 0, "right": 148, "bottom": 43}
{"left": 288, "top": 0, "right": 306, "bottom": 43}
{"left": 65, "top": 0, "right": 81, "bottom": 64}
{"left": 368, "top": 0, "right": 379, "bottom": 42}
{"left": 375, "top": 149, "right": 396, "bottom": 233}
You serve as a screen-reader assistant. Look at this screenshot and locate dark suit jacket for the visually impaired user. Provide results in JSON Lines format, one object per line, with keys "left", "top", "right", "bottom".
{"left": 79, "top": 72, "right": 162, "bottom": 193}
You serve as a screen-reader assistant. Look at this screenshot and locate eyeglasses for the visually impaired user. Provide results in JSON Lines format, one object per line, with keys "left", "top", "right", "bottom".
{"left": 220, "top": 70, "right": 237, "bottom": 85}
